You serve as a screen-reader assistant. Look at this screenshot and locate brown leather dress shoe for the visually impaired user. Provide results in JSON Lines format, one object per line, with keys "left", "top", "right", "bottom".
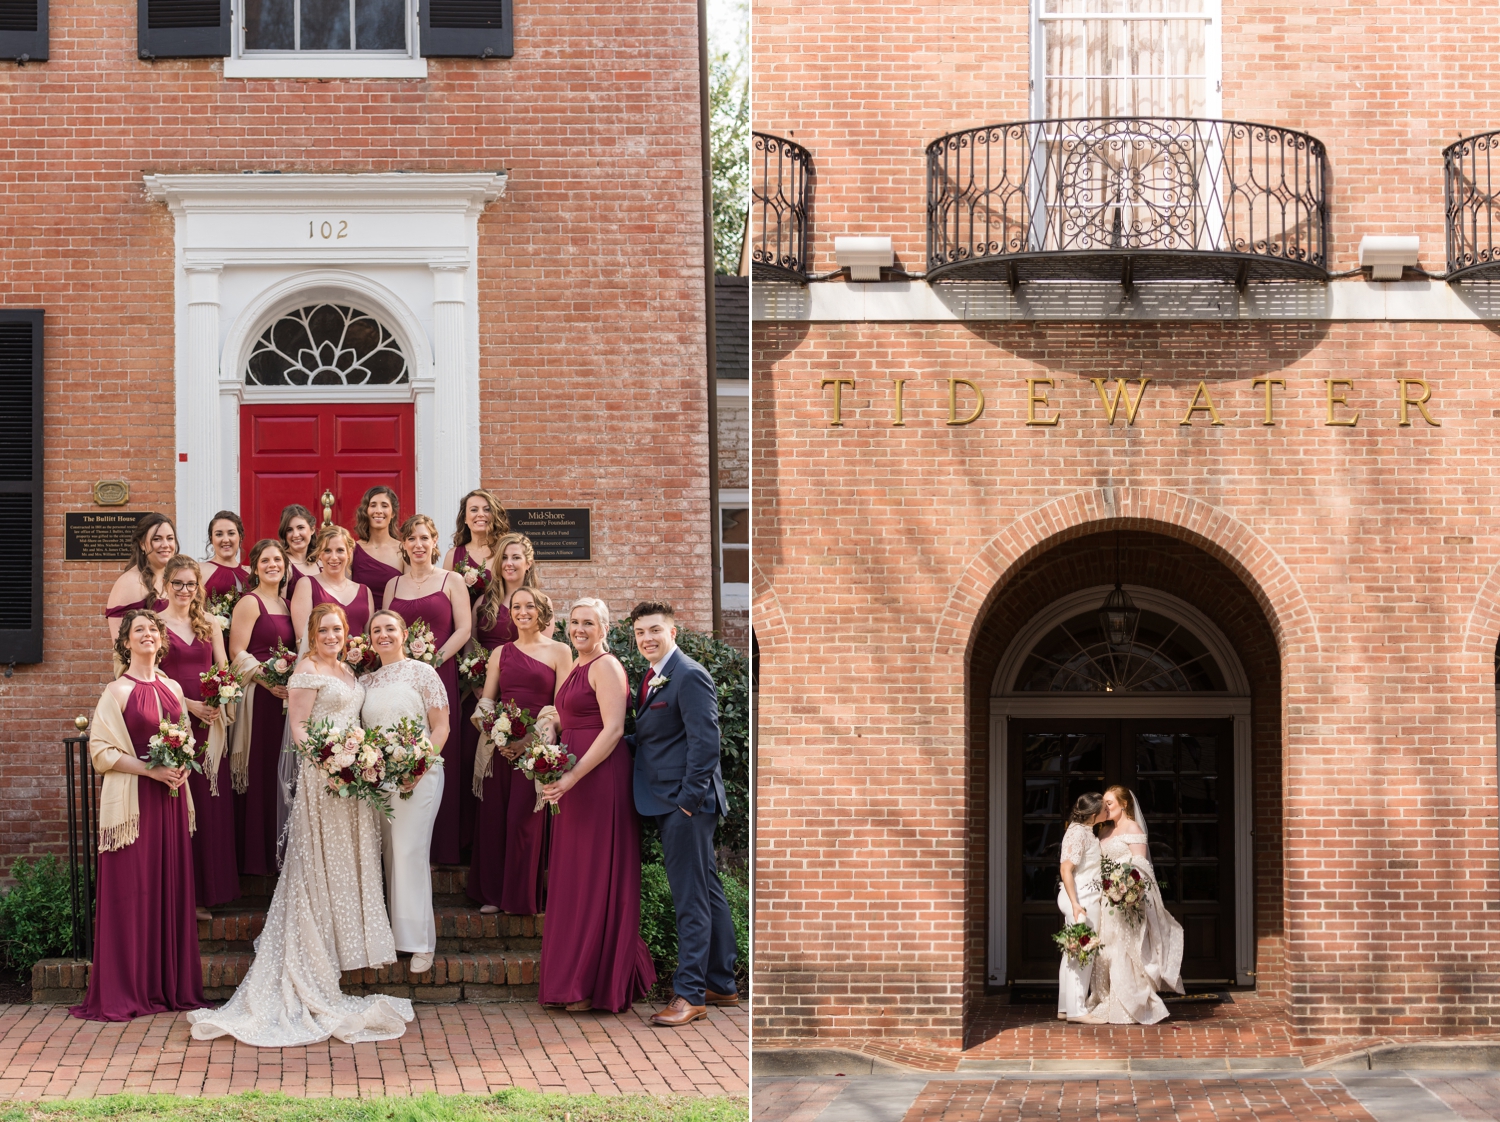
{"left": 704, "top": 989, "right": 740, "bottom": 1006}
{"left": 650, "top": 995, "right": 708, "bottom": 1027}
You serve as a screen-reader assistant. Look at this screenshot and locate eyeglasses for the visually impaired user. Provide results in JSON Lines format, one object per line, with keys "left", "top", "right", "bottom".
{"left": 169, "top": 580, "right": 199, "bottom": 592}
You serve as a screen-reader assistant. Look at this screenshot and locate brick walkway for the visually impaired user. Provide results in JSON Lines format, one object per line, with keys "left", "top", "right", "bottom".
{"left": 899, "top": 1078, "right": 1376, "bottom": 1121}
{"left": 0, "top": 1000, "right": 747, "bottom": 1101}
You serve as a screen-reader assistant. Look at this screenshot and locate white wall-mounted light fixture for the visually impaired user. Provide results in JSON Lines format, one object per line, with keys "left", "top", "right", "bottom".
{"left": 835, "top": 236, "right": 894, "bottom": 281}
{"left": 1358, "top": 235, "right": 1420, "bottom": 281}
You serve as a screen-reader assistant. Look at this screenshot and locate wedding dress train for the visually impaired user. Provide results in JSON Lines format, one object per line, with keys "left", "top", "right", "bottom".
{"left": 1080, "top": 829, "right": 1184, "bottom": 1025}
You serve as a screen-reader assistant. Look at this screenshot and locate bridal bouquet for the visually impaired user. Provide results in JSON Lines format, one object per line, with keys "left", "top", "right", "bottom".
{"left": 454, "top": 555, "right": 491, "bottom": 600}
{"left": 405, "top": 619, "right": 439, "bottom": 666}
{"left": 344, "top": 633, "right": 380, "bottom": 677}
{"left": 147, "top": 714, "right": 201, "bottom": 797}
{"left": 205, "top": 589, "right": 240, "bottom": 631}
{"left": 297, "top": 719, "right": 392, "bottom": 818}
{"left": 477, "top": 699, "right": 535, "bottom": 751}
{"left": 514, "top": 737, "right": 576, "bottom": 816}
{"left": 258, "top": 640, "right": 297, "bottom": 712}
{"left": 1095, "top": 855, "right": 1156, "bottom": 926}
{"left": 457, "top": 646, "right": 490, "bottom": 695}
{"left": 377, "top": 716, "right": 442, "bottom": 800}
{"left": 1052, "top": 921, "right": 1103, "bottom": 966}
{"left": 198, "top": 663, "right": 244, "bottom": 710}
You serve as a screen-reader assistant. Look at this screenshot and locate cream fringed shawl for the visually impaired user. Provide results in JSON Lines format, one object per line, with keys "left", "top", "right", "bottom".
{"left": 89, "top": 687, "right": 196, "bottom": 853}
{"left": 228, "top": 649, "right": 264, "bottom": 793}
{"left": 471, "top": 703, "right": 559, "bottom": 798}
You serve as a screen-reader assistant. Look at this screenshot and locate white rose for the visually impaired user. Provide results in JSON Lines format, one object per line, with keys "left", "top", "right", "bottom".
{"left": 463, "top": 570, "right": 478, "bottom": 587}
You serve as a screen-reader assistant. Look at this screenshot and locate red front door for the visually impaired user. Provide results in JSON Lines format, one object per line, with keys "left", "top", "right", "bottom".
{"left": 239, "top": 403, "right": 416, "bottom": 545}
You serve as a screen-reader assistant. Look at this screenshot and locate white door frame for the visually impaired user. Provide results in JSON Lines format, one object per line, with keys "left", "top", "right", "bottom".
{"left": 987, "top": 585, "right": 1255, "bottom": 987}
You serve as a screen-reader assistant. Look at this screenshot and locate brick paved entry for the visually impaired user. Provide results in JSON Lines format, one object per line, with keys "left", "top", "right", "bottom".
{"left": 0, "top": 1001, "right": 747, "bottom": 1101}
{"left": 900, "top": 1078, "right": 1376, "bottom": 1121}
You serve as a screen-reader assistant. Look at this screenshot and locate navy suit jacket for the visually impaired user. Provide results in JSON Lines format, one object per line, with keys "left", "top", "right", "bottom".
{"left": 631, "top": 648, "right": 727, "bottom": 818}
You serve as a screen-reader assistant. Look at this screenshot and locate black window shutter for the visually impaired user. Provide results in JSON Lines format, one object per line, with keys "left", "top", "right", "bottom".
{"left": 421, "top": 0, "right": 512, "bottom": 58}
{"left": 0, "top": 310, "right": 42, "bottom": 665}
{"left": 138, "top": 0, "right": 229, "bottom": 59}
{"left": 0, "top": 0, "right": 48, "bottom": 62}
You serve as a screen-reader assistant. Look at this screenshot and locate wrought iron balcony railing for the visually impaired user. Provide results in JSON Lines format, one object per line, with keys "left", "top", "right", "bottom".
{"left": 752, "top": 132, "right": 811, "bottom": 282}
{"left": 926, "top": 117, "right": 1329, "bottom": 287}
{"left": 1445, "top": 130, "right": 1500, "bottom": 281}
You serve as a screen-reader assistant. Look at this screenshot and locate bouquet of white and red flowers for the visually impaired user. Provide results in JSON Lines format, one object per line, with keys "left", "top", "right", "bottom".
{"left": 457, "top": 646, "right": 490, "bottom": 695}
{"left": 514, "top": 737, "right": 576, "bottom": 816}
{"left": 1052, "top": 921, "right": 1103, "bottom": 966}
{"left": 344, "top": 633, "right": 380, "bottom": 677}
{"left": 258, "top": 640, "right": 298, "bottom": 712}
{"left": 198, "top": 662, "right": 244, "bottom": 710}
{"left": 454, "top": 554, "right": 491, "bottom": 601}
{"left": 1095, "top": 855, "right": 1156, "bottom": 926}
{"left": 377, "top": 716, "right": 443, "bottom": 800}
{"left": 405, "top": 619, "right": 439, "bottom": 667}
{"left": 205, "top": 590, "right": 241, "bottom": 631}
{"left": 477, "top": 698, "right": 535, "bottom": 750}
{"left": 296, "top": 719, "right": 391, "bottom": 818}
{"left": 147, "top": 714, "right": 201, "bottom": 797}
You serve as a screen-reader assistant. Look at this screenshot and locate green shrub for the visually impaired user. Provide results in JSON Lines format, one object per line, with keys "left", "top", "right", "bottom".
{"left": 0, "top": 854, "right": 75, "bottom": 970}
{"left": 638, "top": 861, "right": 749, "bottom": 985}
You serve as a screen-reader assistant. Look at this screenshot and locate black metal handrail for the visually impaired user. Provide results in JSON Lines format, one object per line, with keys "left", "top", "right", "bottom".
{"left": 64, "top": 724, "right": 98, "bottom": 961}
{"left": 1445, "top": 131, "right": 1500, "bottom": 281}
{"left": 926, "top": 117, "right": 1329, "bottom": 286}
{"left": 751, "top": 132, "right": 811, "bottom": 282}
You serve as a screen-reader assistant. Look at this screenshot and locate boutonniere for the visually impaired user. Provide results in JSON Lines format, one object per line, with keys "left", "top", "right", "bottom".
{"left": 646, "top": 674, "right": 670, "bottom": 695}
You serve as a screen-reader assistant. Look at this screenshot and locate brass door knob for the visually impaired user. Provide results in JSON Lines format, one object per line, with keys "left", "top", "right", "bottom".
{"left": 320, "top": 489, "right": 336, "bottom": 526}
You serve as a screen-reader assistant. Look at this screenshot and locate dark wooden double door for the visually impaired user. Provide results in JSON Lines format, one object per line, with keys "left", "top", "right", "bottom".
{"left": 1010, "top": 718, "right": 1235, "bottom": 985}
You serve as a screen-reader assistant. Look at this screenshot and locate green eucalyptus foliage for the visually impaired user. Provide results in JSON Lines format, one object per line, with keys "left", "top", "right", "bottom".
{"left": 0, "top": 854, "right": 75, "bottom": 971}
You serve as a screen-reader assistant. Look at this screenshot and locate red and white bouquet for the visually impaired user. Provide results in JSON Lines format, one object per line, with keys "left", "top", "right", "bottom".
{"left": 477, "top": 699, "right": 535, "bottom": 751}
{"left": 205, "top": 590, "right": 240, "bottom": 631}
{"left": 377, "top": 716, "right": 442, "bottom": 800}
{"left": 344, "top": 633, "right": 380, "bottom": 677}
{"left": 297, "top": 719, "right": 392, "bottom": 818}
{"left": 198, "top": 662, "right": 244, "bottom": 710}
{"left": 258, "top": 639, "right": 298, "bottom": 712}
{"left": 405, "top": 619, "right": 439, "bottom": 667}
{"left": 147, "top": 714, "right": 201, "bottom": 797}
{"left": 454, "top": 555, "right": 491, "bottom": 600}
{"left": 514, "top": 737, "right": 576, "bottom": 816}
{"left": 1095, "top": 855, "right": 1156, "bottom": 926}
{"left": 1052, "top": 921, "right": 1103, "bottom": 966}
{"left": 457, "top": 646, "right": 490, "bottom": 695}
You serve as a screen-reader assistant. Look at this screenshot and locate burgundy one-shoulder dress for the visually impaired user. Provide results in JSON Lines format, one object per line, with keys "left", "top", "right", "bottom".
{"left": 467, "top": 641, "right": 552, "bottom": 914}
{"left": 159, "top": 624, "right": 240, "bottom": 908}
{"left": 538, "top": 655, "right": 656, "bottom": 1012}
{"left": 351, "top": 542, "right": 402, "bottom": 606}
{"left": 104, "top": 593, "right": 168, "bottom": 623}
{"left": 458, "top": 545, "right": 515, "bottom": 853}
{"left": 71, "top": 676, "right": 206, "bottom": 1021}
{"left": 203, "top": 563, "right": 250, "bottom": 601}
{"left": 307, "top": 575, "right": 373, "bottom": 638}
{"left": 234, "top": 594, "right": 294, "bottom": 877}
{"left": 389, "top": 572, "right": 463, "bottom": 864}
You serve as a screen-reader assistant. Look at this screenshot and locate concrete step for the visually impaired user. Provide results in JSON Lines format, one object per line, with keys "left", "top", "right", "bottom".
{"left": 33, "top": 949, "right": 540, "bottom": 1006}
{"left": 198, "top": 906, "right": 543, "bottom": 953}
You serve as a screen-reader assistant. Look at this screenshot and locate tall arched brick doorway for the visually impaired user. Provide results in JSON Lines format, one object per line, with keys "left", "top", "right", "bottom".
{"left": 966, "top": 529, "right": 1285, "bottom": 1014}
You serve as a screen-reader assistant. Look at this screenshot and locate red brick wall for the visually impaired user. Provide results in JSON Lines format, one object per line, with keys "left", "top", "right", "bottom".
{"left": 0, "top": 2, "right": 712, "bottom": 869}
{"left": 753, "top": 320, "right": 1500, "bottom": 1045}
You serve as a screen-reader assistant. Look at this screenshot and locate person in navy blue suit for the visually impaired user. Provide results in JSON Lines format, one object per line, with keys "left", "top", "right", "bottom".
{"left": 628, "top": 601, "right": 738, "bottom": 1027}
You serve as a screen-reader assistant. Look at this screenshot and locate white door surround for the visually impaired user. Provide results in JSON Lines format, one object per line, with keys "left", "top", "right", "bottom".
{"left": 144, "top": 172, "right": 507, "bottom": 544}
{"left": 987, "top": 585, "right": 1256, "bottom": 987}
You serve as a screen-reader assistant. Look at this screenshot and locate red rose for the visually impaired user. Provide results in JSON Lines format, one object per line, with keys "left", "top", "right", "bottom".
{"left": 1079, "top": 934, "right": 1091, "bottom": 945}
{"left": 1130, "top": 870, "right": 1141, "bottom": 882}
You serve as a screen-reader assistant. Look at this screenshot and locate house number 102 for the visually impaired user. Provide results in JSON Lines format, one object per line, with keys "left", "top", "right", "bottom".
{"left": 309, "top": 220, "right": 349, "bottom": 240}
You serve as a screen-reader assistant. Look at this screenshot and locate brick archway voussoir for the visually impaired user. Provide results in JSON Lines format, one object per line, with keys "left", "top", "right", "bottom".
{"left": 751, "top": 559, "right": 790, "bottom": 651}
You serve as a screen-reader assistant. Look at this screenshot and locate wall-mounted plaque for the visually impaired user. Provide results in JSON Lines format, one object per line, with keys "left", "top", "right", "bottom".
{"left": 92, "top": 480, "right": 130, "bottom": 507}
{"left": 505, "top": 508, "right": 591, "bottom": 562}
{"left": 65, "top": 511, "right": 146, "bottom": 563}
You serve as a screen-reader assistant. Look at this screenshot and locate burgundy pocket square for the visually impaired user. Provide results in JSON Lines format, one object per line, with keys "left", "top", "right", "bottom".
{"left": 649, "top": 702, "right": 667, "bottom": 709}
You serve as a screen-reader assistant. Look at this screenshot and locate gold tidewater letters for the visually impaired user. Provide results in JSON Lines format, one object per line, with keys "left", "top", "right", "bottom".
{"left": 1325, "top": 379, "right": 1359, "bottom": 426}
{"left": 1396, "top": 378, "right": 1440, "bottom": 427}
{"left": 1251, "top": 378, "right": 1285, "bottom": 426}
{"left": 820, "top": 378, "right": 854, "bottom": 427}
{"left": 1091, "top": 377, "right": 1151, "bottom": 425}
{"left": 891, "top": 379, "right": 907, "bottom": 426}
{"left": 1179, "top": 381, "right": 1225, "bottom": 426}
{"left": 1026, "top": 378, "right": 1059, "bottom": 426}
{"left": 948, "top": 378, "right": 985, "bottom": 425}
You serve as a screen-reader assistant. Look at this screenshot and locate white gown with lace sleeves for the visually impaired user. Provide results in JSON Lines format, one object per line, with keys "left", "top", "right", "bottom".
{"left": 1080, "top": 833, "right": 1185, "bottom": 1025}
{"left": 1057, "top": 822, "right": 1102, "bottom": 1018}
{"left": 187, "top": 671, "right": 413, "bottom": 1046}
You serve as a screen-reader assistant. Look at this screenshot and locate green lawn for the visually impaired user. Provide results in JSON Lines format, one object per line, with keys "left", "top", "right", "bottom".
{"left": 0, "top": 1091, "right": 747, "bottom": 1122}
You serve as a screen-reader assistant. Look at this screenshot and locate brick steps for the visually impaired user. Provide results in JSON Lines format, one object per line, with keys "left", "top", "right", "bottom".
{"left": 197, "top": 907, "right": 542, "bottom": 953}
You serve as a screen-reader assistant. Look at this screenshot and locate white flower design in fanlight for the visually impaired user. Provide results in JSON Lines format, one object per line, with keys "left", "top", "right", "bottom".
{"left": 246, "top": 304, "right": 409, "bottom": 386}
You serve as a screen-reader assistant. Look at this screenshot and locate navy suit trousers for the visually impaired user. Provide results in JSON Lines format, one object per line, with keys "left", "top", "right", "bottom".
{"left": 658, "top": 808, "right": 737, "bottom": 1004}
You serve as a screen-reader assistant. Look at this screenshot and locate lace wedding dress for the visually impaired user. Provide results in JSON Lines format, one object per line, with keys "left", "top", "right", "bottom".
{"left": 1079, "top": 829, "right": 1184, "bottom": 1025}
{"left": 1057, "top": 822, "right": 1102, "bottom": 1019}
{"left": 187, "top": 671, "right": 414, "bottom": 1046}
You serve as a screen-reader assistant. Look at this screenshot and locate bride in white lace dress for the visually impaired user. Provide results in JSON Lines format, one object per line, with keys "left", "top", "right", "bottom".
{"left": 1075, "top": 785, "right": 1184, "bottom": 1025}
{"left": 188, "top": 604, "right": 413, "bottom": 1046}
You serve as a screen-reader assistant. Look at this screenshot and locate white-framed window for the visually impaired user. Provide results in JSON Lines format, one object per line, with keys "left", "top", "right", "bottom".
{"left": 1031, "top": 0, "right": 1221, "bottom": 119}
{"left": 226, "top": 0, "right": 427, "bottom": 78}
{"left": 720, "top": 493, "right": 748, "bottom": 612}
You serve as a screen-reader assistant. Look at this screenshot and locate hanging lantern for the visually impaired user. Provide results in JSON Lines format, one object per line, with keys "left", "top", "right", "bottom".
{"left": 1098, "top": 583, "right": 1140, "bottom": 648}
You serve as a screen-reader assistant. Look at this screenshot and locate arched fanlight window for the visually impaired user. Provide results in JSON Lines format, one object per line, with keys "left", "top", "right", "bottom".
{"left": 245, "top": 304, "right": 409, "bottom": 386}
{"left": 1014, "top": 608, "right": 1227, "bottom": 692}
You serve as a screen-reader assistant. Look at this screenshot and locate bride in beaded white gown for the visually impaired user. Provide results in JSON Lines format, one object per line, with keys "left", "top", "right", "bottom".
{"left": 188, "top": 660, "right": 413, "bottom": 1046}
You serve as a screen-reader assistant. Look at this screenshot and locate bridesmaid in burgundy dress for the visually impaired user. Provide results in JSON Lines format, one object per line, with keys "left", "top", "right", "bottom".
{"left": 291, "top": 524, "right": 374, "bottom": 648}
{"left": 228, "top": 539, "right": 295, "bottom": 877}
{"left": 468, "top": 587, "right": 570, "bottom": 915}
{"left": 538, "top": 598, "right": 656, "bottom": 1013}
{"left": 279, "top": 504, "right": 319, "bottom": 604}
{"left": 351, "top": 486, "right": 405, "bottom": 602}
{"left": 104, "top": 513, "right": 176, "bottom": 640}
{"left": 385, "top": 514, "right": 472, "bottom": 864}
{"left": 72, "top": 609, "right": 206, "bottom": 1021}
{"left": 200, "top": 511, "right": 250, "bottom": 604}
{"left": 157, "top": 556, "right": 239, "bottom": 920}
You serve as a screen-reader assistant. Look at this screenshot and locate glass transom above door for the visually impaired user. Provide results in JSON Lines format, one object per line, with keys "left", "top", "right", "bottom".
{"left": 1014, "top": 608, "right": 1227, "bottom": 692}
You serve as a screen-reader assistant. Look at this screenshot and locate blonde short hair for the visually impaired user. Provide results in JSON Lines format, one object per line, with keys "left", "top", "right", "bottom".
{"left": 569, "top": 597, "right": 611, "bottom": 648}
